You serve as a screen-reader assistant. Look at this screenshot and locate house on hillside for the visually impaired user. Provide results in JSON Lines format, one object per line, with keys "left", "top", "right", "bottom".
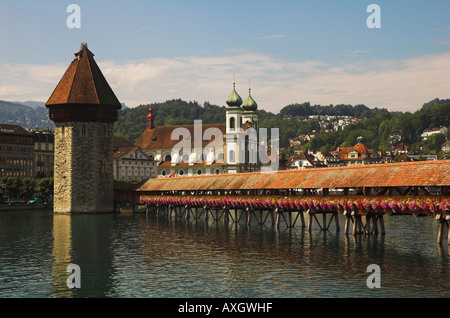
{"left": 331, "top": 137, "right": 381, "bottom": 166}
{"left": 421, "top": 126, "right": 447, "bottom": 140}
{"left": 391, "top": 142, "right": 410, "bottom": 154}
{"left": 442, "top": 140, "right": 450, "bottom": 153}
{"left": 286, "top": 152, "right": 316, "bottom": 169}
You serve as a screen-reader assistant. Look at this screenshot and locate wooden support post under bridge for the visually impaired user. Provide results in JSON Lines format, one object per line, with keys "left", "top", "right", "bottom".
{"left": 307, "top": 209, "right": 339, "bottom": 232}
{"left": 343, "top": 210, "right": 385, "bottom": 236}
{"left": 436, "top": 214, "right": 450, "bottom": 245}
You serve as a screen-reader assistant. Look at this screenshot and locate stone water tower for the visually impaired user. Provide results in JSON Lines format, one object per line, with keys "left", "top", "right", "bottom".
{"left": 46, "top": 43, "right": 121, "bottom": 213}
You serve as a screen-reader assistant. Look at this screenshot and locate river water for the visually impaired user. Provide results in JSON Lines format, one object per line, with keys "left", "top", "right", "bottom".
{"left": 0, "top": 208, "right": 449, "bottom": 298}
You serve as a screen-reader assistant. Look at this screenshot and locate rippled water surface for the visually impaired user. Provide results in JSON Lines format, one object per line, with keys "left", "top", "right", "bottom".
{"left": 0, "top": 209, "right": 449, "bottom": 298}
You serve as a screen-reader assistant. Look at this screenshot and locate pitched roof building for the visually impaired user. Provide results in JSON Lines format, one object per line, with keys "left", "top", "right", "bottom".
{"left": 134, "top": 80, "right": 262, "bottom": 177}
{"left": 421, "top": 126, "right": 448, "bottom": 140}
{"left": 113, "top": 136, "right": 156, "bottom": 180}
{"left": 331, "top": 137, "right": 380, "bottom": 166}
{"left": 286, "top": 151, "right": 316, "bottom": 169}
{"left": 442, "top": 140, "right": 450, "bottom": 153}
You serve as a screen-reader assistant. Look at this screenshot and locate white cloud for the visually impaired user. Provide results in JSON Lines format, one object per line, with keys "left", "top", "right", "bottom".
{"left": 0, "top": 63, "right": 66, "bottom": 101}
{"left": 258, "top": 34, "right": 287, "bottom": 40}
{"left": 0, "top": 52, "right": 449, "bottom": 113}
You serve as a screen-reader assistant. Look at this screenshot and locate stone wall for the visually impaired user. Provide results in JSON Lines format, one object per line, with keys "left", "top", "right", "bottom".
{"left": 54, "top": 122, "right": 114, "bottom": 213}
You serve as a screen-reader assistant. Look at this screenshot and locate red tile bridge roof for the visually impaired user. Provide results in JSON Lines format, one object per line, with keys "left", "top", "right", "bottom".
{"left": 138, "top": 160, "right": 450, "bottom": 192}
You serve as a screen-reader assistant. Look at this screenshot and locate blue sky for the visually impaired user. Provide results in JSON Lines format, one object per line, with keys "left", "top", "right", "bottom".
{"left": 0, "top": 0, "right": 449, "bottom": 112}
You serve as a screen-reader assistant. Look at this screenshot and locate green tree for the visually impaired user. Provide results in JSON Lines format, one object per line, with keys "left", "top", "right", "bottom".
{"left": 423, "top": 133, "right": 446, "bottom": 154}
{"left": 36, "top": 177, "right": 53, "bottom": 203}
{"left": 1, "top": 177, "right": 23, "bottom": 204}
{"left": 21, "top": 178, "right": 36, "bottom": 202}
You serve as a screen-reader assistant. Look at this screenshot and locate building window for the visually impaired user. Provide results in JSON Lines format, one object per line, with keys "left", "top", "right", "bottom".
{"left": 230, "top": 117, "right": 235, "bottom": 130}
{"left": 197, "top": 169, "right": 202, "bottom": 175}
{"left": 215, "top": 169, "right": 220, "bottom": 175}
{"left": 161, "top": 170, "right": 166, "bottom": 176}
{"left": 164, "top": 154, "right": 171, "bottom": 162}
{"left": 179, "top": 170, "right": 184, "bottom": 176}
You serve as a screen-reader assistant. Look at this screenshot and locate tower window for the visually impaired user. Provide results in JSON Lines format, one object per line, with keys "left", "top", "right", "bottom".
{"left": 230, "top": 117, "right": 235, "bottom": 130}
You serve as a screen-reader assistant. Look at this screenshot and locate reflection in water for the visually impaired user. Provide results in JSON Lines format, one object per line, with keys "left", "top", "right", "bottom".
{"left": 51, "top": 214, "right": 73, "bottom": 297}
{"left": 68, "top": 214, "right": 116, "bottom": 297}
{"left": 0, "top": 210, "right": 449, "bottom": 297}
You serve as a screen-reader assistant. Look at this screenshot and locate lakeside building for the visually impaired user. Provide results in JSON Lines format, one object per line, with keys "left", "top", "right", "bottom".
{"left": 31, "top": 130, "right": 54, "bottom": 178}
{"left": 113, "top": 136, "right": 156, "bottom": 180}
{"left": 0, "top": 123, "right": 35, "bottom": 178}
{"left": 134, "top": 82, "right": 261, "bottom": 177}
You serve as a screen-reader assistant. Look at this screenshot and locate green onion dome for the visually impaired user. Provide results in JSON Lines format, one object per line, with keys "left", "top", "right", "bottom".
{"left": 242, "top": 88, "right": 258, "bottom": 112}
{"left": 226, "top": 82, "right": 243, "bottom": 108}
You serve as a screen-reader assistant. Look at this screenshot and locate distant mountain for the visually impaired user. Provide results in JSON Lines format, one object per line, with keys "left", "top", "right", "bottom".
{"left": 14, "top": 101, "right": 129, "bottom": 109}
{"left": 0, "top": 100, "right": 130, "bottom": 130}
{"left": 13, "top": 101, "right": 46, "bottom": 108}
{"left": 420, "top": 98, "right": 450, "bottom": 112}
{"left": 0, "top": 100, "right": 53, "bottom": 130}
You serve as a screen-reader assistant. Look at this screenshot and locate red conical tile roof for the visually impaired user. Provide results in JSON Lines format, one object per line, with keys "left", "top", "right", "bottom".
{"left": 46, "top": 43, "right": 121, "bottom": 108}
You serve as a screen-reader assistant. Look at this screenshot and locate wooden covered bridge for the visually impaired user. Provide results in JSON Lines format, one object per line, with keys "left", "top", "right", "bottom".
{"left": 136, "top": 160, "right": 450, "bottom": 243}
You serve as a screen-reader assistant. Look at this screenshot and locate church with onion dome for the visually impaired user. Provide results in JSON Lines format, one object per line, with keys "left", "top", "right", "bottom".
{"left": 134, "top": 78, "right": 261, "bottom": 177}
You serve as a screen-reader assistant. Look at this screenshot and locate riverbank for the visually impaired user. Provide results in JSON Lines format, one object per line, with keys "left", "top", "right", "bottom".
{"left": 0, "top": 203, "right": 52, "bottom": 212}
